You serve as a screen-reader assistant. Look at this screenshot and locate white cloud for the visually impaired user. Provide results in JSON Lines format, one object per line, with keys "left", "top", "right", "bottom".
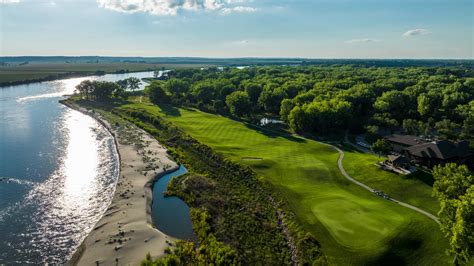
{"left": 97, "top": 0, "right": 257, "bottom": 16}
{"left": 231, "top": 39, "right": 249, "bottom": 45}
{"left": 0, "top": 0, "right": 20, "bottom": 4}
{"left": 403, "top": 29, "right": 431, "bottom": 37}
{"left": 221, "top": 6, "right": 258, "bottom": 14}
{"left": 225, "top": 0, "right": 253, "bottom": 3}
{"left": 346, "top": 38, "right": 380, "bottom": 43}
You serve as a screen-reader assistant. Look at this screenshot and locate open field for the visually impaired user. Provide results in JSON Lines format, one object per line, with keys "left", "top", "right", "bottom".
{"left": 342, "top": 146, "right": 440, "bottom": 215}
{"left": 116, "top": 102, "right": 450, "bottom": 265}
{"left": 0, "top": 62, "right": 214, "bottom": 85}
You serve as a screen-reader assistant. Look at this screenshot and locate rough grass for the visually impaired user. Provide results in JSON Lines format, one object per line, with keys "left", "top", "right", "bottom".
{"left": 342, "top": 145, "right": 440, "bottom": 215}
{"left": 118, "top": 102, "right": 450, "bottom": 265}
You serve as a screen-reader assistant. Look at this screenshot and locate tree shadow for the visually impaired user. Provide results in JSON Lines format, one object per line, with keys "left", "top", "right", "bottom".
{"left": 341, "top": 144, "right": 363, "bottom": 153}
{"left": 406, "top": 170, "right": 435, "bottom": 186}
{"left": 366, "top": 233, "right": 423, "bottom": 266}
{"left": 74, "top": 98, "right": 124, "bottom": 111}
{"left": 158, "top": 104, "right": 182, "bottom": 117}
{"left": 243, "top": 123, "right": 306, "bottom": 143}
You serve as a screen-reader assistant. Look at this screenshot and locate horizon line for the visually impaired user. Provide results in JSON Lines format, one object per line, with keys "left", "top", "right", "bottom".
{"left": 1, "top": 55, "right": 473, "bottom": 61}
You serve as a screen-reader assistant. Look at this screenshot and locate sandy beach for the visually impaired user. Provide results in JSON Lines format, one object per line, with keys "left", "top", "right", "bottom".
{"left": 64, "top": 102, "right": 179, "bottom": 265}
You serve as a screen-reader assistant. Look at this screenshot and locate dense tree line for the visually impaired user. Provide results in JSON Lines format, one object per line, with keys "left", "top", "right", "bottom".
{"left": 432, "top": 163, "right": 473, "bottom": 264}
{"left": 148, "top": 66, "right": 473, "bottom": 141}
{"left": 75, "top": 77, "right": 141, "bottom": 100}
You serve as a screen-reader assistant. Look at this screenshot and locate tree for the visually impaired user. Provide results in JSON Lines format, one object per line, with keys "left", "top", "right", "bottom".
{"left": 225, "top": 91, "right": 251, "bottom": 117}
{"left": 279, "top": 99, "right": 295, "bottom": 122}
{"left": 287, "top": 99, "right": 352, "bottom": 134}
{"left": 433, "top": 163, "right": 473, "bottom": 201}
{"left": 341, "top": 84, "right": 376, "bottom": 118}
{"left": 116, "top": 79, "right": 128, "bottom": 91}
{"left": 433, "top": 163, "right": 474, "bottom": 264}
{"left": 146, "top": 82, "right": 169, "bottom": 104}
{"left": 91, "top": 81, "right": 119, "bottom": 101}
{"left": 288, "top": 106, "right": 309, "bottom": 133}
{"left": 452, "top": 187, "right": 474, "bottom": 263}
{"left": 459, "top": 101, "right": 474, "bottom": 139}
{"left": 371, "top": 139, "right": 391, "bottom": 157}
{"left": 435, "top": 119, "right": 460, "bottom": 140}
{"left": 191, "top": 81, "right": 215, "bottom": 104}
{"left": 90, "top": 81, "right": 120, "bottom": 101}
{"left": 402, "top": 119, "right": 420, "bottom": 135}
{"left": 218, "top": 84, "right": 236, "bottom": 102}
{"left": 244, "top": 82, "right": 262, "bottom": 104}
{"left": 258, "top": 86, "right": 287, "bottom": 114}
{"left": 126, "top": 77, "right": 141, "bottom": 92}
{"left": 165, "top": 78, "right": 190, "bottom": 97}
{"left": 374, "top": 90, "right": 414, "bottom": 122}
{"left": 365, "top": 125, "right": 380, "bottom": 144}
{"left": 75, "top": 80, "right": 94, "bottom": 99}
{"left": 280, "top": 82, "right": 300, "bottom": 99}
{"left": 113, "top": 85, "right": 126, "bottom": 99}
{"left": 417, "top": 92, "right": 441, "bottom": 117}
{"left": 462, "top": 115, "right": 474, "bottom": 140}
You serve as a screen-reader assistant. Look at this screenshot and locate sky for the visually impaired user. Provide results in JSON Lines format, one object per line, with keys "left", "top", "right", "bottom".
{"left": 0, "top": 0, "right": 473, "bottom": 58}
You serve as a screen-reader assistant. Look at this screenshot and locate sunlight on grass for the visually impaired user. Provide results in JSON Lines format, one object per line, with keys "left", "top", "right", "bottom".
{"left": 118, "top": 102, "right": 450, "bottom": 265}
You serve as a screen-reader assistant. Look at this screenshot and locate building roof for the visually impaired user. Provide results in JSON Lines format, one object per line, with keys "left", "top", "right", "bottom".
{"left": 388, "top": 154, "right": 410, "bottom": 165}
{"left": 406, "top": 140, "right": 471, "bottom": 160}
{"left": 385, "top": 134, "right": 427, "bottom": 147}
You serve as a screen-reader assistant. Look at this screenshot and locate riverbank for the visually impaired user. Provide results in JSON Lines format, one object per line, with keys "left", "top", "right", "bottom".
{"left": 62, "top": 101, "right": 179, "bottom": 265}
{"left": 0, "top": 69, "right": 155, "bottom": 88}
{"left": 0, "top": 72, "right": 98, "bottom": 87}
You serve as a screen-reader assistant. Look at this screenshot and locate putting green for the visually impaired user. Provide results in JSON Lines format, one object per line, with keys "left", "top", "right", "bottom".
{"left": 311, "top": 193, "right": 406, "bottom": 250}
{"left": 119, "top": 103, "right": 450, "bottom": 265}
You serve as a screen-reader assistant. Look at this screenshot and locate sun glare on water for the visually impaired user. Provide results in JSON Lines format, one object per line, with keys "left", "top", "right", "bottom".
{"left": 18, "top": 108, "right": 119, "bottom": 263}
{"left": 60, "top": 110, "right": 101, "bottom": 212}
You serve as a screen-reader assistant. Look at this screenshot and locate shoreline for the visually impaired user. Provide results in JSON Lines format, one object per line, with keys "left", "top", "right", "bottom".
{"left": 1, "top": 72, "right": 98, "bottom": 88}
{"left": 62, "top": 100, "right": 179, "bottom": 265}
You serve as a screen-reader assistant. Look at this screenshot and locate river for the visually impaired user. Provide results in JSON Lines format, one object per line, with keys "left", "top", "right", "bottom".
{"left": 0, "top": 72, "right": 153, "bottom": 264}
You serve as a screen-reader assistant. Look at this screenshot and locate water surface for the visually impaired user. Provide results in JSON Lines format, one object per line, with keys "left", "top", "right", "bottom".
{"left": 152, "top": 165, "right": 193, "bottom": 239}
{"left": 0, "top": 71, "right": 152, "bottom": 264}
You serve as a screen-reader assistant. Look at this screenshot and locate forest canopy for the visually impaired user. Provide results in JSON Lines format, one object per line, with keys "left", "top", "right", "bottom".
{"left": 152, "top": 65, "right": 473, "bottom": 142}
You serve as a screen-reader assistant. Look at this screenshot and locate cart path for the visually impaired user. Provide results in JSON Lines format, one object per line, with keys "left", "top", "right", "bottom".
{"left": 325, "top": 142, "right": 439, "bottom": 223}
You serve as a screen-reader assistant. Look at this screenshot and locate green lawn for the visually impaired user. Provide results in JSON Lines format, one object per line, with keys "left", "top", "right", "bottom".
{"left": 119, "top": 103, "right": 450, "bottom": 265}
{"left": 342, "top": 146, "right": 440, "bottom": 215}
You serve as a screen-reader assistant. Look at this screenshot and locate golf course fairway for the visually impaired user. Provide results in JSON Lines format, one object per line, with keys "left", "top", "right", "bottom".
{"left": 342, "top": 146, "right": 440, "bottom": 215}
{"left": 120, "top": 103, "right": 450, "bottom": 265}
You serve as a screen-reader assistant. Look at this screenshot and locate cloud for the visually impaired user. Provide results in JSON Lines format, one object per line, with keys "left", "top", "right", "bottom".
{"left": 225, "top": 0, "right": 254, "bottom": 3}
{"left": 221, "top": 6, "right": 258, "bottom": 14}
{"left": 0, "top": 0, "right": 20, "bottom": 3}
{"left": 97, "top": 0, "right": 257, "bottom": 16}
{"left": 403, "top": 29, "right": 431, "bottom": 37}
{"left": 231, "top": 39, "right": 249, "bottom": 45}
{"left": 346, "top": 38, "right": 381, "bottom": 43}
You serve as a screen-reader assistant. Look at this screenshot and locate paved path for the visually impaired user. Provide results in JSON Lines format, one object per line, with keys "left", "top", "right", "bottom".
{"left": 325, "top": 143, "right": 439, "bottom": 223}
{"left": 267, "top": 128, "right": 439, "bottom": 223}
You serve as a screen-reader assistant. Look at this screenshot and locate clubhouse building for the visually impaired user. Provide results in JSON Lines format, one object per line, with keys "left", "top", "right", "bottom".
{"left": 384, "top": 134, "right": 472, "bottom": 168}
